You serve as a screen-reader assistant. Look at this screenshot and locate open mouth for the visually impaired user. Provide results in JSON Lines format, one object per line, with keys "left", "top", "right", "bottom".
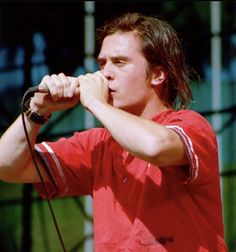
{"left": 108, "top": 88, "right": 115, "bottom": 103}
{"left": 109, "top": 88, "right": 116, "bottom": 94}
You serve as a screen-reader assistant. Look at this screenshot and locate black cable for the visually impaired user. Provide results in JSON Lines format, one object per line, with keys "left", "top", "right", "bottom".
{"left": 20, "top": 88, "right": 68, "bottom": 252}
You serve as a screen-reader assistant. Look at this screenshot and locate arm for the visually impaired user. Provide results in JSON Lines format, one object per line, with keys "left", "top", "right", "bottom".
{"left": 88, "top": 101, "right": 187, "bottom": 167}
{"left": 79, "top": 72, "right": 188, "bottom": 167}
{"left": 0, "top": 73, "right": 80, "bottom": 183}
{"left": 0, "top": 115, "right": 43, "bottom": 183}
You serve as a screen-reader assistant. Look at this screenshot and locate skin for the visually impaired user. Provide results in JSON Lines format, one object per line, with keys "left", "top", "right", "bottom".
{"left": 0, "top": 31, "right": 188, "bottom": 183}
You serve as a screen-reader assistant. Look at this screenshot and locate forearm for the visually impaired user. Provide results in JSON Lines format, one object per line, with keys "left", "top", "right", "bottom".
{"left": 0, "top": 73, "right": 80, "bottom": 182}
{"left": 88, "top": 99, "right": 186, "bottom": 166}
{"left": 0, "top": 115, "right": 40, "bottom": 182}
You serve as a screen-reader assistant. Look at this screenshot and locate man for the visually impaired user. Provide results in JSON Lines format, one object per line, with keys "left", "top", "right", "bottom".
{"left": 0, "top": 12, "right": 227, "bottom": 251}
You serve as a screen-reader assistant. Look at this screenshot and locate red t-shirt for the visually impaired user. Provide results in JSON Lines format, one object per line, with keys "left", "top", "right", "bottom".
{"left": 34, "top": 109, "right": 227, "bottom": 252}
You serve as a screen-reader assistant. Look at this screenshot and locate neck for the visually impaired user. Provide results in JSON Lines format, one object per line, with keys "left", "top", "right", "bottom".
{"left": 125, "top": 96, "right": 170, "bottom": 120}
{"left": 140, "top": 99, "right": 170, "bottom": 119}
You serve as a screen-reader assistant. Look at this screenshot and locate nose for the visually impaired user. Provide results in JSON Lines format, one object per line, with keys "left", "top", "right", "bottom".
{"left": 101, "top": 62, "right": 114, "bottom": 81}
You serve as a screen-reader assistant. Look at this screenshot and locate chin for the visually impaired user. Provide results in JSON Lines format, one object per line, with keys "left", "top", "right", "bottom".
{"left": 112, "top": 101, "right": 124, "bottom": 109}
{"left": 111, "top": 99, "right": 132, "bottom": 112}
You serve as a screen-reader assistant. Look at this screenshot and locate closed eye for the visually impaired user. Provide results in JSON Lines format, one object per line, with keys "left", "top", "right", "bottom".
{"left": 112, "top": 56, "right": 129, "bottom": 66}
{"left": 97, "top": 59, "right": 106, "bottom": 69}
{"left": 97, "top": 56, "right": 129, "bottom": 69}
{"left": 113, "top": 59, "right": 126, "bottom": 66}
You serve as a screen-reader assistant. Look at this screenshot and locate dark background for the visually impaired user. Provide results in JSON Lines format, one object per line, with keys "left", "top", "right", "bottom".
{"left": 0, "top": 2, "right": 235, "bottom": 252}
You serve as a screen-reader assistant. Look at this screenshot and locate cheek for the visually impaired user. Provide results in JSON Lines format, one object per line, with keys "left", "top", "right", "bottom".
{"left": 116, "top": 66, "right": 148, "bottom": 95}
{"left": 125, "top": 70, "right": 147, "bottom": 87}
{"left": 123, "top": 82, "right": 148, "bottom": 103}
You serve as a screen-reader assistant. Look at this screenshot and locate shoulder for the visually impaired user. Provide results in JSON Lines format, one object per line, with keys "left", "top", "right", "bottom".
{"left": 174, "top": 110, "right": 215, "bottom": 133}
{"left": 166, "top": 109, "right": 208, "bottom": 122}
{"left": 161, "top": 110, "right": 219, "bottom": 184}
{"left": 154, "top": 109, "right": 217, "bottom": 146}
{"left": 156, "top": 109, "right": 213, "bottom": 131}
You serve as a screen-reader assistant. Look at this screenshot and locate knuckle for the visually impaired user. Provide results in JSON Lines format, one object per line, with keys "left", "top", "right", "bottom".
{"left": 42, "top": 75, "right": 50, "bottom": 82}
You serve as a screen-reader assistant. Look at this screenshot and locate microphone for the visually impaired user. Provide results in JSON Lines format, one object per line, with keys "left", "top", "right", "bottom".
{"left": 28, "top": 86, "right": 48, "bottom": 94}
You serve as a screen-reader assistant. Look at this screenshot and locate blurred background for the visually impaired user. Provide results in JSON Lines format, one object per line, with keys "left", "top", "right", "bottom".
{"left": 0, "top": 1, "right": 235, "bottom": 251}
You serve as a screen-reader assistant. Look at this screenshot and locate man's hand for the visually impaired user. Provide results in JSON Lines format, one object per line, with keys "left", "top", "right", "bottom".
{"left": 78, "top": 71, "right": 109, "bottom": 110}
{"left": 31, "top": 73, "right": 80, "bottom": 116}
{"left": 30, "top": 71, "right": 109, "bottom": 116}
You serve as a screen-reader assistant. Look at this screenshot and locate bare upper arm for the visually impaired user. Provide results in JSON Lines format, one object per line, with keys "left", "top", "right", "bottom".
{"left": 0, "top": 151, "right": 49, "bottom": 184}
{"left": 149, "top": 128, "right": 189, "bottom": 168}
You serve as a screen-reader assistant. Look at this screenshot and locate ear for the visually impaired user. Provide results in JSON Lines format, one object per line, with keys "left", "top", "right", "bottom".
{"left": 150, "top": 66, "right": 166, "bottom": 86}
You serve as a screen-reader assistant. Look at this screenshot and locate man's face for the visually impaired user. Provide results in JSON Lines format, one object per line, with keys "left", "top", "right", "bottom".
{"left": 97, "top": 31, "right": 155, "bottom": 115}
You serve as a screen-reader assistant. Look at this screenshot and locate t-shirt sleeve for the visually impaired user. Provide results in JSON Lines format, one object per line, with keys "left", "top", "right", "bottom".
{"left": 163, "top": 110, "right": 219, "bottom": 184}
{"left": 33, "top": 128, "right": 106, "bottom": 199}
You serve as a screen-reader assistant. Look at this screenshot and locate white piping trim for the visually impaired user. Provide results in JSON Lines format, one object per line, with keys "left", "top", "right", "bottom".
{"left": 166, "top": 125, "right": 199, "bottom": 181}
{"left": 40, "top": 142, "right": 68, "bottom": 195}
{"left": 34, "top": 144, "right": 53, "bottom": 173}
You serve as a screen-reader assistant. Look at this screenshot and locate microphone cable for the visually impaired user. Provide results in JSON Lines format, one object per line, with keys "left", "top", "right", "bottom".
{"left": 20, "top": 87, "right": 68, "bottom": 252}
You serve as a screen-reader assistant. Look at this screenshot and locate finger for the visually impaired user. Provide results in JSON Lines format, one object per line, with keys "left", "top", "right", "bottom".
{"left": 39, "top": 75, "right": 58, "bottom": 99}
{"left": 84, "top": 72, "right": 95, "bottom": 79}
{"left": 58, "top": 73, "right": 70, "bottom": 98}
{"left": 77, "top": 74, "right": 87, "bottom": 87}
{"left": 51, "top": 74, "right": 64, "bottom": 99}
{"left": 95, "top": 70, "right": 108, "bottom": 82}
{"left": 68, "top": 76, "right": 79, "bottom": 97}
{"left": 39, "top": 75, "right": 51, "bottom": 90}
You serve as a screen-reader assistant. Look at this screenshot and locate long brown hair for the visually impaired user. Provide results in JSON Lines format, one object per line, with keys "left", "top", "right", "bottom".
{"left": 97, "top": 12, "right": 198, "bottom": 109}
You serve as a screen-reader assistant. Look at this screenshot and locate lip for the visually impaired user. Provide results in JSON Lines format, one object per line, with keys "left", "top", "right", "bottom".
{"left": 108, "top": 88, "right": 116, "bottom": 102}
{"left": 109, "top": 87, "right": 116, "bottom": 94}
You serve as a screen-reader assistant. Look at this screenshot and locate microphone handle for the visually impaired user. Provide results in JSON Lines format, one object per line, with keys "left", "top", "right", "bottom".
{"left": 28, "top": 86, "right": 48, "bottom": 94}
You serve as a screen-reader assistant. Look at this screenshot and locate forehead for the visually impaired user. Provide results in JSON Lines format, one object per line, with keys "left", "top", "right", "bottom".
{"left": 98, "top": 31, "right": 141, "bottom": 58}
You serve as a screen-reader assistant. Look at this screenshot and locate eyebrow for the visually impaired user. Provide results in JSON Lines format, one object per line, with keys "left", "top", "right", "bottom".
{"left": 97, "top": 55, "right": 130, "bottom": 63}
